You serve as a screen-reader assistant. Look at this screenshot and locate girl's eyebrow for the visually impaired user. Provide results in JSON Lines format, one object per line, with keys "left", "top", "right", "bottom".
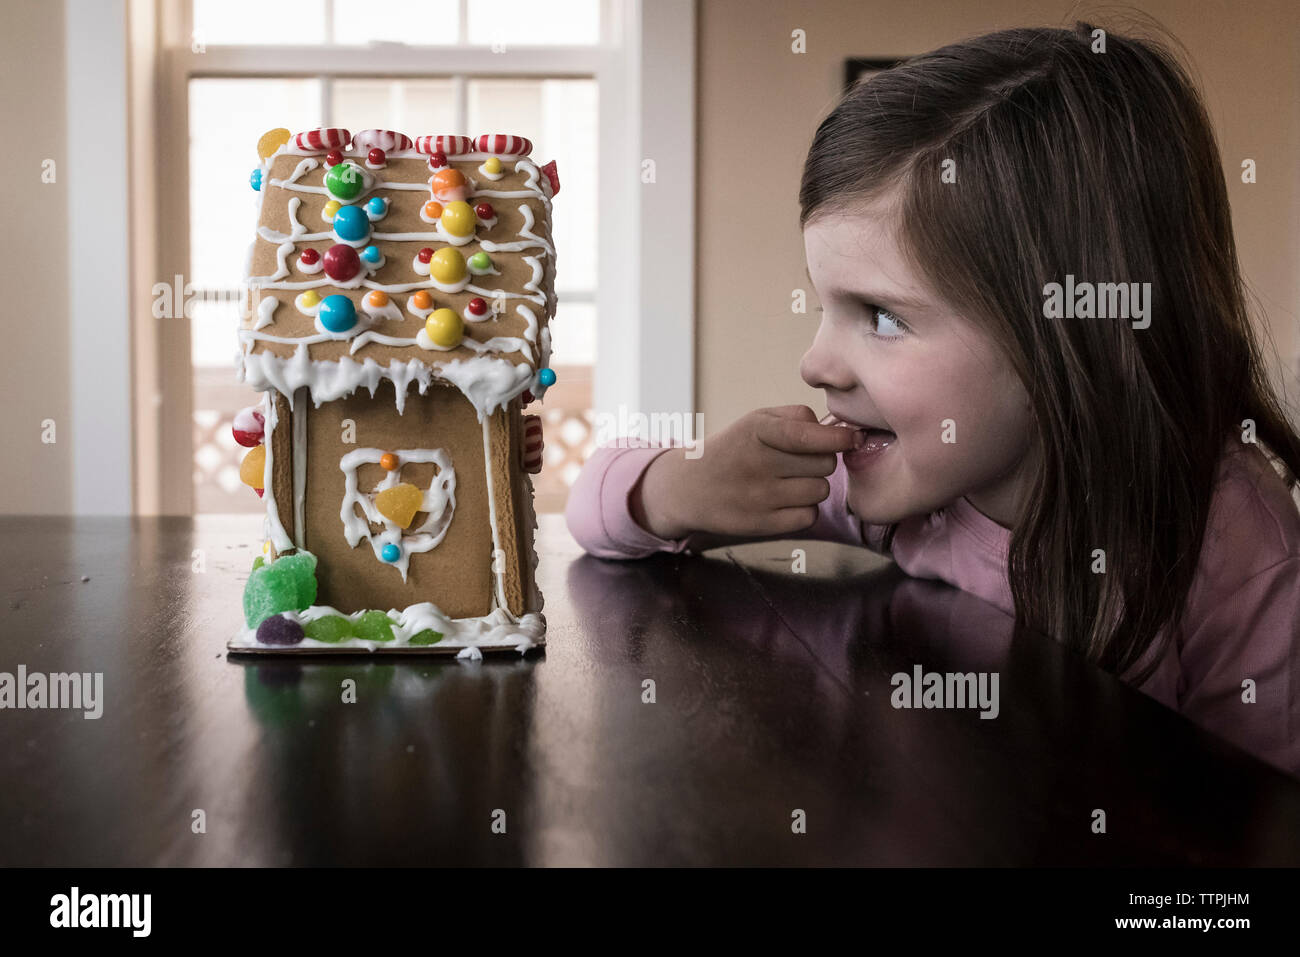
{"left": 804, "top": 264, "right": 928, "bottom": 313}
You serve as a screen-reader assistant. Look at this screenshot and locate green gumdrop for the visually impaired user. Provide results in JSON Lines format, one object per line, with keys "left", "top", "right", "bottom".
{"left": 251, "top": 555, "right": 265, "bottom": 573}
{"left": 243, "top": 564, "right": 301, "bottom": 629}
{"left": 353, "top": 610, "right": 395, "bottom": 642}
{"left": 409, "top": 628, "right": 444, "bottom": 646}
{"left": 272, "top": 552, "right": 318, "bottom": 609}
{"left": 304, "top": 615, "right": 354, "bottom": 643}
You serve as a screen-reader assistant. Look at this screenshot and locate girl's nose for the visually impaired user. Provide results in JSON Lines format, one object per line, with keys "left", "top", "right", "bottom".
{"left": 799, "top": 320, "right": 856, "bottom": 392}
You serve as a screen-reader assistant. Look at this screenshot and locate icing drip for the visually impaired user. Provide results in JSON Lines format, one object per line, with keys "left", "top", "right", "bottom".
{"left": 261, "top": 393, "right": 294, "bottom": 553}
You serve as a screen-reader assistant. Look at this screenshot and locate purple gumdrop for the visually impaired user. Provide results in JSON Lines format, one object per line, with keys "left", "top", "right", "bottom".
{"left": 256, "top": 614, "right": 304, "bottom": 646}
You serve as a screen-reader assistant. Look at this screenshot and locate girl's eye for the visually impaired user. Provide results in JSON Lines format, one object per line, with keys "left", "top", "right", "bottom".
{"left": 814, "top": 302, "right": 908, "bottom": 340}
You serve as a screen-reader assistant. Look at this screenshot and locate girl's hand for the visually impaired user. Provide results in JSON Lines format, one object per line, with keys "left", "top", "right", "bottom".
{"left": 630, "top": 405, "right": 862, "bottom": 540}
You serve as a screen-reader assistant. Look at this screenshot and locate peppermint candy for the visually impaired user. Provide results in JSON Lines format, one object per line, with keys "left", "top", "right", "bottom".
{"left": 521, "top": 415, "right": 544, "bottom": 473}
{"left": 415, "top": 135, "right": 474, "bottom": 157}
{"left": 291, "top": 128, "right": 351, "bottom": 152}
{"left": 352, "top": 129, "right": 414, "bottom": 153}
{"left": 476, "top": 134, "right": 533, "bottom": 156}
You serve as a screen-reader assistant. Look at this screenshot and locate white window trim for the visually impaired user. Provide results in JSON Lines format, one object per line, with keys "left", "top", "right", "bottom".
{"left": 116, "top": 0, "right": 693, "bottom": 513}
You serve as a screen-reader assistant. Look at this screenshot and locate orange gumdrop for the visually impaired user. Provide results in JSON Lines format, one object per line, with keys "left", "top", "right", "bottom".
{"left": 431, "top": 169, "right": 466, "bottom": 191}
{"left": 380, "top": 452, "right": 399, "bottom": 471}
{"left": 411, "top": 290, "right": 433, "bottom": 310}
{"left": 368, "top": 290, "right": 389, "bottom": 307}
{"left": 423, "top": 200, "right": 443, "bottom": 219}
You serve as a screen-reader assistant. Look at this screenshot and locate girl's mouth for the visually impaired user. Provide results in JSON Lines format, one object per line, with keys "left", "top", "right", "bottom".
{"left": 821, "top": 413, "right": 897, "bottom": 470}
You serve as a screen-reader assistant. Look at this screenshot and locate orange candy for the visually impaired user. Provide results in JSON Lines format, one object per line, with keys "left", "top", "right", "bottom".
{"left": 380, "top": 452, "right": 399, "bottom": 471}
{"left": 411, "top": 290, "right": 433, "bottom": 310}
{"left": 423, "top": 201, "right": 443, "bottom": 219}
{"left": 368, "top": 290, "right": 389, "bottom": 307}
{"left": 431, "top": 169, "right": 466, "bottom": 191}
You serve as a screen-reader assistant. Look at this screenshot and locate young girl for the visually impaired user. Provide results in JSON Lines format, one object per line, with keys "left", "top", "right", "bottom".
{"left": 565, "top": 21, "right": 1300, "bottom": 775}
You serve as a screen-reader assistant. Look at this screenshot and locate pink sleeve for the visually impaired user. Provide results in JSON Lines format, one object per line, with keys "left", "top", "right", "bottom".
{"left": 1178, "top": 555, "right": 1300, "bottom": 774}
{"left": 564, "top": 440, "right": 873, "bottom": 559}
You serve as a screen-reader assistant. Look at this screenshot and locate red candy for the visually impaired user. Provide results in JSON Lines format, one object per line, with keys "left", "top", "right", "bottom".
{"left": 323, "top": 243, "right": 361, "bottom": 282}
{"left": 325, "top": 149, "right": 343, "bottom": 167}
{"left": 540, "top": 159, "right": 560, "bottom": 197}
{"left": 521, "top": 389, "right": 534, "bottom": 406}
{"left": 291, "top": 128, "right": 350, "bottom": 152}
{"left": 368, "top": 148, "right": 386, "bottom": 166}
{"left": 299, "top": 248, "right": 320, "bottom": 266}
{"left": 427, "top": 150, "right": 447, "bottom": 170}
{"left": 255, "top": 488, "right": 265, "bottom": 498}
{"left": 467, "top": 297, "right": 488, "bottom": 316}
{"left": 417, "top": 247, "right": 433, "bottom": 264}
{"left": 415, "top": 135, "right": 472, "bottom": 157}
{"left": 474, "top": 202, "right": 495, "bottom": 220}
{"left": 232, "top": 407, "right": 265, "bottom": 447}
{"left": 475, "top": 134, "right": 533, "bottom": 156}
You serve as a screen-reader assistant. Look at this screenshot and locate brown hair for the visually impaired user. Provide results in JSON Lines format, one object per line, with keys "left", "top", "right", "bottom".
{"left": 799, "top": 18, "right": 1300, "bottom": 683}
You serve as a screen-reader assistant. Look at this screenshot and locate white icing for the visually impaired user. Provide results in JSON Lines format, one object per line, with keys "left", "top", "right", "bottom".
{"left": 261, "top": 394, "right": 294, "bottom": 553}
{"left": 292, "top": 388, "right": 306, "bottom": 551}
{"left": 255, "top": 295, "right": 278, "bottom": 331}
{"left": 339, "top": 447, "right": 457, "bottom": 581}
{"left": 479, "top": 415, "right": 508, "bottom": 612}
{"left": 361, "top": 293, "right": 403, "bottom": 324}
{"left": 477, "top": 161, "right": 505, "bottom": 181}
{"left": 231, "top": 603, "right": 545, "bottom": 655}
{"left": 298, "top": 254, "right": 323, "bottom": 274}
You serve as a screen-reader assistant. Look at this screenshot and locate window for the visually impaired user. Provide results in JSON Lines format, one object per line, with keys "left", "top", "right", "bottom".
{"left": 181, "top": 0, "right": 600, "bottom": 514}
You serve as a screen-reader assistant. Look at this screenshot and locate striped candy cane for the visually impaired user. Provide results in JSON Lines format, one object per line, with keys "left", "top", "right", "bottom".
{"left": 475, "top": 134, "right": 533, "bottom": 156}
{"left": 522, "top": 415, "right": 544, "bottom": 473}
{"left": 291, "top": 128, "right": 351, "bottom": 151}
{"left": 415, "top": 135, "right": 474, "bottom": 156}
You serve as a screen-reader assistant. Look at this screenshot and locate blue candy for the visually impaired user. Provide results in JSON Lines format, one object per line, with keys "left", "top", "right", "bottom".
{"left": 538, "top": 367, "right": 556, "bottom": 386}
{"left": 250, "top": 168, "right": 263, "bottom": 191}
{"left": 381, "top": 543, "right": 400, "bottom": 562}
{"left": 361, "top": 245, "right": 382, "bottom": 263}
{"left": 333, "top": 204, "right": 370, "bottom": 242}
{"left": 319, "top": 294, "right": 357, "bottom": 333}
{"left": 365, "top": 196, "right": 387, "bottom": 219}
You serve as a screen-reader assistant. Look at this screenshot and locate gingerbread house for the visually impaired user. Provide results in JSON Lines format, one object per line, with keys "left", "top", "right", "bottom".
{"left": 227, "top": 127, "right": 558, "bottom": 656}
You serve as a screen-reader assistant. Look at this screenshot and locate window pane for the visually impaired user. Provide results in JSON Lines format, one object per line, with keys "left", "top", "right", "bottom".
{"left": 467, "top": 0, "right": 599, "bottom": 45}
{"left": 467, "top": 78, "right": 597, "bottom": 294}
{"left": 192, "top": 0, "right": 326, "bottom": 45}
{"left": 330, "top": 78, "right": 457, "bottom": 135}
{"left": 331, "top": 0, "right": 459, "bottom": 44}
{"left": 189, "top": 78, "right": 322, "bottom": 290}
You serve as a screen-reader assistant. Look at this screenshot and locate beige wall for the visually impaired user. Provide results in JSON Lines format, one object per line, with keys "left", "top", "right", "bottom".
{"left": 2, "top": 1, "right": 72, "bottom": 513}
{"left": 696, "top": 0, "right": 1300, "bottom": 432}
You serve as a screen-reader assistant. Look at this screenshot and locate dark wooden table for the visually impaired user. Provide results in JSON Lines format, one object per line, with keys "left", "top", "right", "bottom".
{"left": 2, "top": 514, "right": 1299, "bottom": 866}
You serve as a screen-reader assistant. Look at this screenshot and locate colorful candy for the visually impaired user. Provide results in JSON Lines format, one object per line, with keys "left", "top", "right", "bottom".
{"left": 300, "top": 289, "right": 321, "bottom": 307}
{"left": 440, "top": 201, "right": 475, "bottom": 238}
{"left": 416, "top": 247, "right": 434, "bottom": 264}
{"left": 425, "top": 308, "right": 464, "bottom": 347}
{"left": 431, "top": 168, "right": 469, "bottom": 203}
{"left": 256, "top": 614, "right": 304, "bottom": 646}
{"left": 538, "top": 367, "right": 556, "bottom": 386}
{"left": 430, "top": 246, "right": 467, "bottom": 283}
{"left": 475, "top": 134, "right": 533, "bottom": 156}
{"left": 365, "top": 196, "right": 387, "bottom": 218}
{"left": 379, "top": 452, "right": 399, "bottom": 471}
{"left": 240, "top": 445, "right": 266, "bottom": 489}
{"left": 467, "top": 297, "right": 488, "bottom": 317}
{"left": 299, "top": 247, "right": 320, "bottom": 266}
{"left": 361, "top": 245, "right": 382, "bottom": 265}
{"left": 325, "top": 149, "right": 343, "bottom": 168}
{"left": 319, "top": 294, "right": 357, "bottom": 333}
{"left": 540, "top": 159, "right": 561, "bottom": 197}
{"left": 367, "top": 290, "right": 389, "bottom": 307}
{"left": 232, "top": 407, "right": 265, "bottom": 447}
{"left": 367, "top": 148, "right": 386, "bottom": 167}
{"left": 381, "top": 543, "right": 401, "bottom": 563}
{"left": 375, "top": 483, "right": 423, "bottom": 529}
{"left": 243, "top": 551, "right": 318, "bottom": 629}
{"left": 474, "top": 202, "right": 495, "bottom": 220}
{"left": 249, "top": 168, "right": 263, "bottom": 191}
{"left": 422, "top": 200, "right": 443, "bottom": 220}
{"left": 323, "top": 243, "right": 361, "bottom": 282}
{"left": 322, "top": 199, "right": 341, "bottom": 220}
{"left": 483, "top": 156, "right": 502, "bottom": 175}
{"left": 333, "top": 205, "right": 370, "bottom": 241}
{"left": 325, "top": 162, "right": 365, "bottom": 200}
{"left": 257, "top": 128, "right": 291, "bottom": 159}
{"left": 469, "top": 252, "right": 492, "bottom": 271}
{"left": 411, "top": 290, "right": 433, "bottom": 310}
{"left": 426, "top": 150, "right": 448, "bottom": 170}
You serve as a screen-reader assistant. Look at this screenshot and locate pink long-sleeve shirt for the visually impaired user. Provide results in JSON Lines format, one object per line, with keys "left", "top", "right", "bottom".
{"left": 565, "top": 436, "right": 1300, "bottom": 776}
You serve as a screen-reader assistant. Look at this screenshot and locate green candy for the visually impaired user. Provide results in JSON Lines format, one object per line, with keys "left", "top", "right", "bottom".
{"left": 241, "top": 550, "right": 319, "bottom": 629}
{"left": 468, "top": 252, "right": 491, "bottom": 270}
{"left": 353, "top": 610, "right": 395, "bottom": 642}
{"left": 409, "top": 628, "right": 444, "bottom": 646}
{"left": 251, "top": 555, "right": 265, "bottom": 572}
{"left": 325, "top": 162, "right": 364, "bottom": 200}
{"left": 304, "top": 615, "right": 353, "bottom": 643}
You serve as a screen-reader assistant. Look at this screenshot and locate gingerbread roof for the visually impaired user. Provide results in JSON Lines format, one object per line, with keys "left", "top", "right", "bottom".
{"left": 238, "top": 128, "right": 560, "bottom": 420}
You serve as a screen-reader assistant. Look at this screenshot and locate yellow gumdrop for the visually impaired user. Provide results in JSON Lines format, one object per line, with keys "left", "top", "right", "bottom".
{"left": 257, "top": 128, "right": 291, "bottom": 159}
{"left": 425, "top": 308, "right": 464, "bottom": 348}
{"left": 375, "top": 483, "right": 423, "bottom": 529}
{"left": 240, "top": 444, "right": 266, "bottom": 489}
{"left": 484, "top": 156, "right": 502, "bottom": 174}
{"left": 323, "top": 199, "right": 341, "bottom": 220}
{"left": 440, "top": 201, "right": 476, "bottom": 237}
{"left": 430, "top": 246, "right": 466, "bottom": 283}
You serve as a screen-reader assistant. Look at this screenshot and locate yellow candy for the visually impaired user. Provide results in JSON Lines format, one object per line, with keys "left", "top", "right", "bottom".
{"left": 430, "top": 246, "right": 467, "bottom": 283}
{"left": 440, "top": 201, "right": 476, "bottom": 237}
{"left": 257, "top": 128, "right": 291, "bottom": 159}
{"left": 374, "top": 483, "right": 423, "bottom": 529}
{"left": 323, "top": 199, "right": 341, "bottom": 220}
{"left": 240, "top": 445, "right": 266, "bottom": 489}
{"left": 301, "top": 289, "right": 320, "bottom": 307}
{"left": 425, "top": 308, "right": 464, "bottom": 348}
{"left": 262, "top": 540, "right": 271, "bottom": 554}
{"left": 484, "top": 156, "right": 502, "bottom": 174}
